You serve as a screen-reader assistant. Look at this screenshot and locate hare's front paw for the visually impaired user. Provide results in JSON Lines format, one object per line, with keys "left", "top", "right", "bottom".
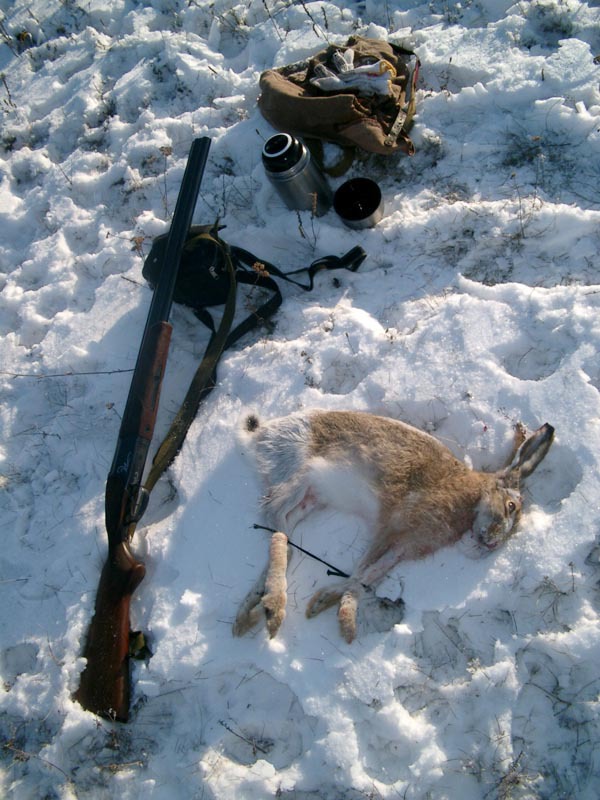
{"left": 338, "top": 590, "right": 359, "bottom": 643}
{"left": 339, "top": 591, "right": 405, "bottom": 642}
{"left": 306, "top": 580, "right": 364, "bottom": 642}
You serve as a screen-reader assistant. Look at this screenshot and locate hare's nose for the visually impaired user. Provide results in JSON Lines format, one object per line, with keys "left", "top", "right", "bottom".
{"left": 478, "top": 533, "right": 500, "bottom": 550}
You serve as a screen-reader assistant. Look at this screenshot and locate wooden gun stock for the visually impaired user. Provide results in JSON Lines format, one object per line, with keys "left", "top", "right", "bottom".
{"left": 73, "top": 542, "right": 145, "bottom": 721}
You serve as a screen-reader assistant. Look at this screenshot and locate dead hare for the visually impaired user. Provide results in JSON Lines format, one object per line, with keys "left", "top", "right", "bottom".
{"left": 234, "top": 410, "right": 554, "bottom": 643}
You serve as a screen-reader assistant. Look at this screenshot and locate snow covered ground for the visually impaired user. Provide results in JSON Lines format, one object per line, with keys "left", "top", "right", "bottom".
{"left": 1, "top": 0, "right": 600, "bottom": 797}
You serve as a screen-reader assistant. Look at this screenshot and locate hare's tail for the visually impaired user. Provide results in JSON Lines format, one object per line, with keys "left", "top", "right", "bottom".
{"left": 244, "top": 413, "right": 261, "bottom": 434}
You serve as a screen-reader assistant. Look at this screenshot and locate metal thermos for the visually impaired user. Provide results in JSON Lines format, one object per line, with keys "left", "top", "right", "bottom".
{"left": 262, "top": 133, "right": 332, "bottom": 216}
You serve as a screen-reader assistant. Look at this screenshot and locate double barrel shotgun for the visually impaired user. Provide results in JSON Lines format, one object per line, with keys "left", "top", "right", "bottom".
{"left": 74, "top": 137, "right": 211, "bottom": 721}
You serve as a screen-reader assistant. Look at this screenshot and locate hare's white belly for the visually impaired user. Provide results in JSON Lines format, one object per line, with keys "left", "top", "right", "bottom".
{"left": 292, "top": 457, "right": 379, "bottom": 527}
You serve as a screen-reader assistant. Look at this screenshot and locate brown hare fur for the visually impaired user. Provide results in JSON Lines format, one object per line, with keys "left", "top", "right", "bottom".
{"left": 234, "top": 410, "right": 554, "bottom": 643}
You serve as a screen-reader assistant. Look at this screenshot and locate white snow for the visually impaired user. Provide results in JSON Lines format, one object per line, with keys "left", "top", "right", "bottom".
{"left": 1, "top": 1, "right": 600, "bottom": 798}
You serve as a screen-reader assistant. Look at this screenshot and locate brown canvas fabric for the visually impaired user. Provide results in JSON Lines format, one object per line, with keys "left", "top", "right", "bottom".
{"left": 258, "top": 36, "right": 419, "bottom": 156}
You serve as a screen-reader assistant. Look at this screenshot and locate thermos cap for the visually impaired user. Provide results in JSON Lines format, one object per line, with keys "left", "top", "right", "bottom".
{"left": 262, "top": 133, "right": 304, "bottom": 173}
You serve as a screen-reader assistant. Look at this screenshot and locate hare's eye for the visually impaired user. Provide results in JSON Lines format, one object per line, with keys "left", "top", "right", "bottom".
{"left": 507, "top": 501, "right": 517, "bottom": 514}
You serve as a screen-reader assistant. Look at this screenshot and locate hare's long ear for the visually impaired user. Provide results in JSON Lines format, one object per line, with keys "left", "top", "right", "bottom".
{"left": 506, "top": 423, "right": 555, "bottom": 481}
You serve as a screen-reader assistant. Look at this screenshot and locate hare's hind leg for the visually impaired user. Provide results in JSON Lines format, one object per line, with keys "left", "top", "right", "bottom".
{"left": 233, "top": 531, "right": 291, "bottom": 638}
{"left": 261, "top": 531, "right": 290, "bottom": 637}
{"left": 233, "top": 561, "right": 269, "bottom": 636}
{"left": 234, "top": 475, "right": 325, "bottom": 639}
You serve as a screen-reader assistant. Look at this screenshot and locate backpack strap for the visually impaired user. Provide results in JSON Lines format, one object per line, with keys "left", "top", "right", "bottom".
{"left": 142, "top": 235, "right": 238, "bottom": 494}
{"left": 384, "top": 55, "right": 420, "bottom": 152}
{"left": 229, "top": 243, "right": 367, "bottom": 292}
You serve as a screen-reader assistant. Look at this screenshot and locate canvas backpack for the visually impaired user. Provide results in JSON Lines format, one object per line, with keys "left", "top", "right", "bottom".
{"left": 258, "top": 35, "right": 419, "bottom": 163}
